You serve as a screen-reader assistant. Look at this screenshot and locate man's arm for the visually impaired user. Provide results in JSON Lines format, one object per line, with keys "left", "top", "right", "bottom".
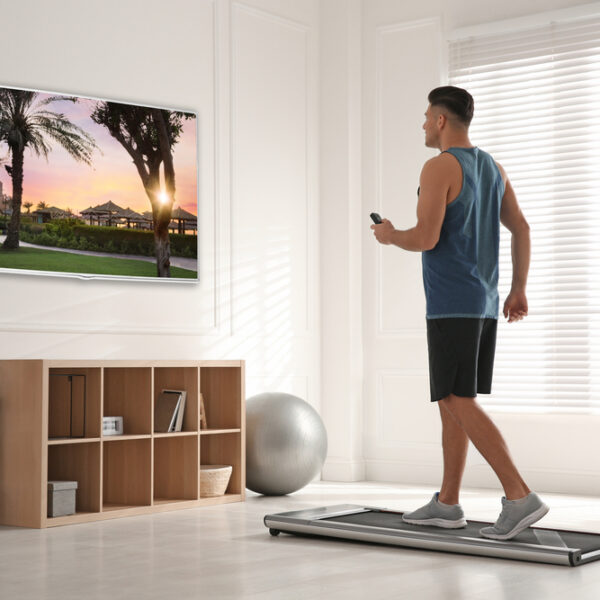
{"left": 497, "top": 162, "right": 531, "bottom": 322}
{"left": 371, "top": 156, "right": 449, "bottom": 251}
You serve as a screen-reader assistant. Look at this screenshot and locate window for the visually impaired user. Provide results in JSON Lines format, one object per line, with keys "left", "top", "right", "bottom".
{"left": 449, "top": 15, "right": 600, "bottom": 413}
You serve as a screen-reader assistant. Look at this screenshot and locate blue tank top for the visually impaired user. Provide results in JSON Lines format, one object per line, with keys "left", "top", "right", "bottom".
{"left": 421, "top": 147, "right": 504, "bottom": 319}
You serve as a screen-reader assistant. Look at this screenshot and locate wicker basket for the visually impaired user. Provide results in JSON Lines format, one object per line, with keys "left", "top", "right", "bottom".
{"left": 200, "top": 464, "right": 233, "bottom": 497}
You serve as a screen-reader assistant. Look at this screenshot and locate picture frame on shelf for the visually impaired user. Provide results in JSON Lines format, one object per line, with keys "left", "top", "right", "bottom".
{"left": 154, "top": 389, "right": 186, "bottom": 433}
{"left": 48, "top": 373, "right": 86, "bottom": 439}
{"left": 102, "top": 416, "right": 124, "bottom": 436}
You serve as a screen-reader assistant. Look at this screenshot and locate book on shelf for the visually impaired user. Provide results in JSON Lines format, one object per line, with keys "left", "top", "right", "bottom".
{"left": 170, "top": 389, "right": 186, "bottom": 432}
{"left": 154, "top": 389, "right": 187, "bottom": 433}
{"left": 199, "top": 392, "right": 208, "bottom": 430}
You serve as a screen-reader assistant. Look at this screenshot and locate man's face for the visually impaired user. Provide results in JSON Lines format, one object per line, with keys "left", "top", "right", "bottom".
{"left": 423, "top": 104, "right": 441, "bottom": 148}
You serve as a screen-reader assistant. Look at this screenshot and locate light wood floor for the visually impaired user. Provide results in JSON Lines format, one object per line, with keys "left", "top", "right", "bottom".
{"left": 1, "top": 481, "right": 599, "bottom": 599}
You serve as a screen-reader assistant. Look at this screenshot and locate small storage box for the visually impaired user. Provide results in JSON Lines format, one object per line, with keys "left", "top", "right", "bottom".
{"left": 200, "top": 465, "right": 232, "bottom": 497}
{"left": 47, "top": 481, "right": 78, "bottom": 517}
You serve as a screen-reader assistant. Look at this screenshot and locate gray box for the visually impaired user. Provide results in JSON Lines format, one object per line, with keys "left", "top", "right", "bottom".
{"left": 47, "top": 481, "right": 78, "bottom": 517}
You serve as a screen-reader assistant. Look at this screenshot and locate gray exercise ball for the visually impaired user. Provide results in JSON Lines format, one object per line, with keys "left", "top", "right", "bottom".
{"left": 246, "top": 392, "right": 328, "bottom": 496}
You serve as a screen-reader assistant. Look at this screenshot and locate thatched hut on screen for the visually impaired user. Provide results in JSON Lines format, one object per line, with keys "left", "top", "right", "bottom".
{"left": 80, "top": 201, "right": 127, "bottom": 227}
{"left": 120, "top": 207, "right": 153, "bottom": 230}
{"left": 170, "top": 206, "right": 197, "bottom": 235}
{"left": 30, "top": 206, "right": 71, "bottom": 224}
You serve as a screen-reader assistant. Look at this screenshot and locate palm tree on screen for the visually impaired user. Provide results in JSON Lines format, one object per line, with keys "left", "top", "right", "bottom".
{"left": 0, "top": 88, "right": 97, "bottom": 249}
{"left": 90, "top": 102, "right": 193, "bottom": 277}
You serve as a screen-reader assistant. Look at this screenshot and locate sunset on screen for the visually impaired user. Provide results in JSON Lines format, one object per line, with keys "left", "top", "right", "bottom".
{"left": 0, "top": 92, "right": 198, "bottom": 217}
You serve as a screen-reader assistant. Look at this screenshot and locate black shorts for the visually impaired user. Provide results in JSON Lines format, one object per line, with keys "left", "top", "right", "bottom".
{"left": 426, "top": 317, "right": 498, "bottom": 403}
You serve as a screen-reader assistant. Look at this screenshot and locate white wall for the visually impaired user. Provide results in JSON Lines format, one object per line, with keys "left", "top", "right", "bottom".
{"left": 0, "top": 0, "right": 321, "bottom": 409}
{"left": 357, "top": 0, "right": 600, "bottom": 496}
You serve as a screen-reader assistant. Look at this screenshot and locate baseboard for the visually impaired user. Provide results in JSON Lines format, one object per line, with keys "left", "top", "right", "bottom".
{"left": 322, "top": 457, "right": 366, "bottom": 481}
{"left": 463, "top": 465, "right": 600, "bottom": 497}
{"left": 329, "top": 459, "right": 600, "bottom": 496}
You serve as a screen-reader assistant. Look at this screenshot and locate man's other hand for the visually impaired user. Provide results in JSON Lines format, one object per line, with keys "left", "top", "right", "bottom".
{"left": 503, "top": 289, "right": 528, "bottom": 323}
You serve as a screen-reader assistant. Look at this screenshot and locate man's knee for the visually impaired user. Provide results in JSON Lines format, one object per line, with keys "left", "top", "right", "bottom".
{"left": 439, "top": 394, "right": 476, "bottom": 419}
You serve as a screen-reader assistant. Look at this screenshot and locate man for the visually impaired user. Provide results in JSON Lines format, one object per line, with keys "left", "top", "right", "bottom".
{"left": 371, "top": 86, "right": 548, "bottom": 540}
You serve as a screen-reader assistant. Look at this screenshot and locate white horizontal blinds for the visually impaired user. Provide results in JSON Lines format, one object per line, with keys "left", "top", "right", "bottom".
{"left": 449, "top": 16, "right": 600, "bottom": 414}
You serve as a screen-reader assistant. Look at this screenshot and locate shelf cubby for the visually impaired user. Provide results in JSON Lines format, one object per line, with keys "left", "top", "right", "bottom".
{"left": 200, "top": 367, "right": 242, "bottom": 430}
{"left": 103, "top": 367, "right": 152, "bottom": 435}
{"left": 153, "top": 367, "right": 199, "bottom": 433}
{"left": 103, "top": 438, "right": 152, "bottom": 510}
{"left": 200, "top": 432, "right": 243, "bottom": 496}
{"left": 48, "top": 367, "right": 101, "bottom": 440}
{"left": 154, "top": 436, "right": 199, "bottom": 502}
{"left": 47, "top": 441, "right": 101, "bottom": 516}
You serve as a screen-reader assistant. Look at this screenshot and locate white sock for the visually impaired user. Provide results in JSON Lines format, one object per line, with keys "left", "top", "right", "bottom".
{"left": 437, "top": 497, "right": 457, "bottom": 507}
{"left": 507, "top": 493, "right": 531, "bottom": 505}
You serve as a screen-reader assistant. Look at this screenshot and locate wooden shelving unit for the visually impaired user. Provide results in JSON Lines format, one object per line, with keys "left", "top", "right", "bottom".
{"left": 0, "top": 360, "right": 245, "bottom": 528}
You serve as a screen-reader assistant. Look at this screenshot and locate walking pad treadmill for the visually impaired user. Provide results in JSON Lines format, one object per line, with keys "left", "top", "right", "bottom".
{"left": 264, "top": 504, "right": 600, "bottom": 566}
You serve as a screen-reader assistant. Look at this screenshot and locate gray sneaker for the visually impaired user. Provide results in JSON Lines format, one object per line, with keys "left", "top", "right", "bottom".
{"left": 480, "top": 492, "right": 549, "bottom": 540}
{"left": 402, "top": 492, "right": 467, "bottom": 528}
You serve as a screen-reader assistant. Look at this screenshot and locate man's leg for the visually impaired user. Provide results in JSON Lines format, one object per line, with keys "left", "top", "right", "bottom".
{"left": 439, "top": 393, "right": 530, "bottom": 500}
{"left": 438, "top": 401, "right": 468, "bottom": 505}
{"left": 401, "top": 407, "right": 468, "bottom": 527}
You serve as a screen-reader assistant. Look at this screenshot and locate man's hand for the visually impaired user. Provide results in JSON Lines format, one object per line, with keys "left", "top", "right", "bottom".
{"left": 503, "top": 289, "right": 528, "bottom": 323}
{"left": 371, "top": 218, "right": 395, "bottom": 245}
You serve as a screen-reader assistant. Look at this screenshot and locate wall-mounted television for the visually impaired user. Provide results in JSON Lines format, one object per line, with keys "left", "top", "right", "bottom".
{"left": 0, "top": 84, "right": 198, "bottom": 282}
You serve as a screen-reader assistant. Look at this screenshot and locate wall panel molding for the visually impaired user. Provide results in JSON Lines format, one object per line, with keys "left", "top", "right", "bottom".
{"left": 232, "top": 1, "right": 311, "bottom": 33}
{"left": 374, "top": 17, "right": 441, "bottom": 336}
{"left": 230, "top": 1, "right": 316, "bottom": 336}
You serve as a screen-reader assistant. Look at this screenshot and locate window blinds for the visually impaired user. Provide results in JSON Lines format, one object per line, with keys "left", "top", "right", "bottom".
{"left": 448, "top": 16, "right": 600, "bottom": 414}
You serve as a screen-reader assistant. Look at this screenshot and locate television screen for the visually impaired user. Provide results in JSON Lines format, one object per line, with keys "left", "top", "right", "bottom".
{"left": 0, "top": 84, "right": 198, "bottom": 281}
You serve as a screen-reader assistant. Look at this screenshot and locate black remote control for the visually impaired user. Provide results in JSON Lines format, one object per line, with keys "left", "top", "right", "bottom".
{"left": 370, "top": 212, "right": 383, "bottom": 224}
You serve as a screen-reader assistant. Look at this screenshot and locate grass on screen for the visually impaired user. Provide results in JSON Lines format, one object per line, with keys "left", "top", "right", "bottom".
{"left": 0, "top": 247, "right": 197, "bottom": 279}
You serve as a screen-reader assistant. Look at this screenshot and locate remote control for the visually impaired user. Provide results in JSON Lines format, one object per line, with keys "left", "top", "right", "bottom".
{"left": 370, "top": 212, "right": 383, "bottom": 224}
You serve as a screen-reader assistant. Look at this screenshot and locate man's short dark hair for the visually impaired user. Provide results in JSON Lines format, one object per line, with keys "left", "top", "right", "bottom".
{"left": 428, "top": 86, "right": 474, "bottom": 127}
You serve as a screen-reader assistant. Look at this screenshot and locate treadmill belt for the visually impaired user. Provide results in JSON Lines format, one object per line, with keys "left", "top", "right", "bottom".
{"left": 322, "top": 510, "right": 600, "bottom": 554}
